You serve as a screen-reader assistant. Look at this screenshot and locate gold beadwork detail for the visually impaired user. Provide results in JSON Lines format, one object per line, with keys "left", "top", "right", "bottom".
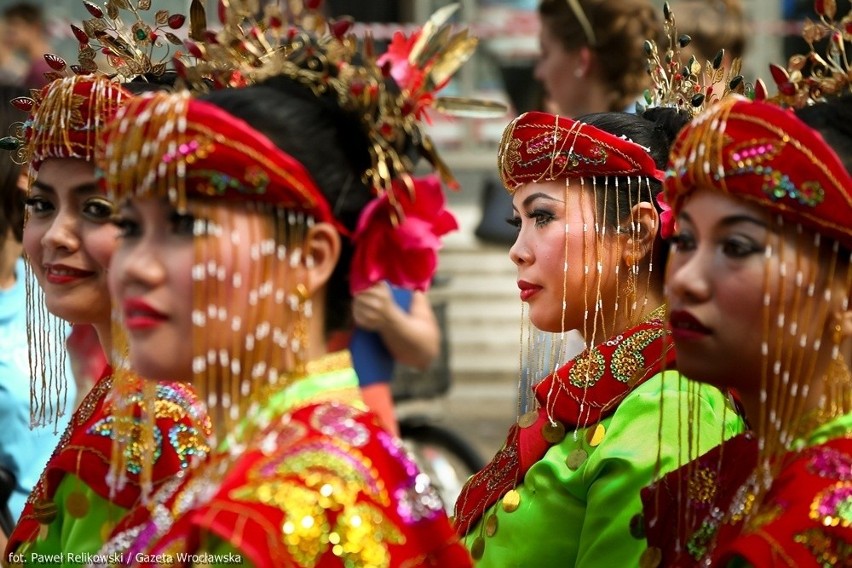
{"left": 501, "top": 489, "right": 521, "bottom": 513}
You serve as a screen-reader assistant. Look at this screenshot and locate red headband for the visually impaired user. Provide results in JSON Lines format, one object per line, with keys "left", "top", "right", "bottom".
{"left": 665, "top": 96, "right": 852, "bottom": 249}
{"left": 498, "top": 111, "right": 665, "bottom": 192}
{"left": 99, "top": 92, "right": 336, "bottom": 227}
{"left": 21, "top": 75, "right": 131, "bottom": 171}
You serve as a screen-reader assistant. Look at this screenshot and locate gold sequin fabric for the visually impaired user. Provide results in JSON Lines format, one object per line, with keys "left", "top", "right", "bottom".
{"left": 96, "top": 399, "right": 464, "bottom": 567}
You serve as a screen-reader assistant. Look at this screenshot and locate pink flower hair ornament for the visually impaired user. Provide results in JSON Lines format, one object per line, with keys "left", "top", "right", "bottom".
{"left": 656, "top": 190, "right": 675, "bottom": 239}
{"left": 350, "top": 175, "right": 459, "bottom": 294}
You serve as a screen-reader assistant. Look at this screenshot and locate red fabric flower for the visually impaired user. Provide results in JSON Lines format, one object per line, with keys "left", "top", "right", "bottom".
{"left": 350, "top": 175, "right": 458, "bottom": 294}
{"left": 378, "top": 30, "right": 423, "bottom": 93}
{"left": 376, "top": 30, "right": 443, "bottom": 122}
{"left": 655, "top": 191, "right": 675, "bottom": 239}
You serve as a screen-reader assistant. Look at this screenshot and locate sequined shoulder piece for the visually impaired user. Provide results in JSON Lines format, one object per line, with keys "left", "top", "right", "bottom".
{"left": 7, "top": 370, "right": 114, "bottom": 552}
{"left": 139, "top": 401, "right": 470, "bottom": 568}
{"left": 713, "top": 436, "right": 852, "bottom": 567}
{"left": 454, "top": 309, "right": 675, "bottom": 537}
{"left": 7, "top": 374, "right": 213, "bottom": 555}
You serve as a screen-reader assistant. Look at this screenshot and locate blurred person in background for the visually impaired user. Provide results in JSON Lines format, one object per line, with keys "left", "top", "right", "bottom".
{"left": 534, "top": 0, "right": 661, "bottom": 116}
{"left": 671, "top": 0, "right": 747, "bottom": 67}
{"left": 1, "top": 2, "right": 52, "bottom": 89}
{"left": 0, "top": 20, "right": 26, "bottom": 85}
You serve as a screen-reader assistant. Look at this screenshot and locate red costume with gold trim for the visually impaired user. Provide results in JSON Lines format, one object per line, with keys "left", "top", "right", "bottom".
{"left": 641, "top": 96, "right": 852, "bottom": 566}
{"left": 7, "top": 367, "right": 210, "bottom": 555}
{"left": 642, "top": 432, "right": 852, "bottom": 566}
{"left": 97, "top": 357, "right": 470, "bottom": 568}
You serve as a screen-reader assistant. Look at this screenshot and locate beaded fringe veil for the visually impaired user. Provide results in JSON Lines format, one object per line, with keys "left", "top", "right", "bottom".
{"left": 646, "top": 99, "right": 852, "bottom": 555}
{"left": 516, "top": 172, "right": 664, "bottom": 425}
{"left": 20, "top": 75, "right": 129, "bottom": 430}
{"left": 103, "top": 92, "right": 315, "bottom": 499}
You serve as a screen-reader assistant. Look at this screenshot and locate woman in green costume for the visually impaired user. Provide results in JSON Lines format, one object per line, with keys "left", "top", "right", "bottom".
{"left": 452, "top": 105, "right": 745, "bottom": 566}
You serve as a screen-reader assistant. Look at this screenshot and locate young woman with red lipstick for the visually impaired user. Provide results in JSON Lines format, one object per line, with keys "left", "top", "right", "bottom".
{"left": 640, "top": 94, "right": 852, "bottom": 565}
{"left": 88, "top": 5, "right": 480, "bottom": 564}
{"left": 452, "top": 107, "right": 744, "bottom": 567}
{"left": 4, "top": 74, "right": 212, "bottom": 563}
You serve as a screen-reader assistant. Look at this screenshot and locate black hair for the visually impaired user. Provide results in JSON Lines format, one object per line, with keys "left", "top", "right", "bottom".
{"left": 2, "top": 2, "right": 43, "bottom": 26}
{"left": 795, "top": 94, "right": 852, "bottom": 174}
{"left": 200, "top": 75, "right": 378, "bottom": 335}
{"left": 0, "top": 84, "right": 29, "bottom": 249}
{"left": 122, "top": 71, "right": 180, "bottom": 95}
{"left": 578, "top": 106, "right": 691, "bottom": 277}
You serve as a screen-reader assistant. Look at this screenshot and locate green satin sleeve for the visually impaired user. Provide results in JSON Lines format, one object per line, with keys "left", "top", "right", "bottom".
{"left": 574, "top": 372, "right": 743, "bottom": 567}
{"left": 17, "top": 474, "right": 127, "bottom": 566}
{"left": 463, "top": 371, "right": 745, "bottom": 568}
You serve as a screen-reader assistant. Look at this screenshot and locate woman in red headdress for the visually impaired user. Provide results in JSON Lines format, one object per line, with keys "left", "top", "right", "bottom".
{"left": 88, "top": 3, "right": 480, "bottom": 563}
{"left": 640, "top": 93, "right": 852, "bottom": 567}
{"left": 93, "top": 87, "right": 469, "bottom": 568}
{"left": 451, "top": 105, "right": 744, "bottom": 566}
{"left": 4, "top": 74, "right": 212, "bottom": 564}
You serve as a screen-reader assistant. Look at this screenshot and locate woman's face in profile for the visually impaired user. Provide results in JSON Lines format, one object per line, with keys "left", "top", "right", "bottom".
{"left": 509, "top": 180, "right": 622, "bottom": 334}
{"left": 534, "top": 23, "right": 585, "bottom": 116}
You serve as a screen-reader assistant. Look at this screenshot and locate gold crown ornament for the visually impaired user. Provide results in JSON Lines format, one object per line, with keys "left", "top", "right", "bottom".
{"left": 638, "top": 1, "right": 756, "bottom": 116}
{"left": 176, "top": 0, "right": 506, "bottom": 219}
{"left": 768, "top": 0, "right": 851, "bottom": 108}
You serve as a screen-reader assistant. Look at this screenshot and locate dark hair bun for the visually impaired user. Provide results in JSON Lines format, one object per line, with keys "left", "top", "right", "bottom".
{"left": 642, "top": 106, "right": 691, "bottom": 152}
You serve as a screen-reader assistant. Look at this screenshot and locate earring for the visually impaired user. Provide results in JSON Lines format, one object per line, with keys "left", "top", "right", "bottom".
{"left": 827, "top": 323, "right": 852, "bottom": 413}
{"left": 623, "top": 266, "right": 637, "bottom": 322}
{"left": 292, "top": 283, "right": 310, "bottom": 376}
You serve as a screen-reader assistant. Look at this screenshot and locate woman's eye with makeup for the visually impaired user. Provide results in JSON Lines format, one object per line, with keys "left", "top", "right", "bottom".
{"left": 82, "top": 198, "right": 116, "bottom": 221}
{"left": 669, "top": 231, "right": 696, "bottom": 253}
{"left": 168, "top": 211, "right": 202, "bottom": 236}
{"left": 529, "top": 209, "right": 555, "bottom": 228}
{"left": 24, "top": 196, "right": 53, "bottom": 216}
{"left": 112, "top": 215, "right": 140, "bottom": 239}
{"left": 721, "top": 236, "right": 762, "bottom": 259}
{"left": 506, "top": 216, "right": 522, "bottom": 229}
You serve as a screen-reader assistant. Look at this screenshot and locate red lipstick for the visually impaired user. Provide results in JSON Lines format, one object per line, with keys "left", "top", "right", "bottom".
{"left": 518, "top": 280, "right": 542, "bottom": 302}
{"left": 44, "top": 263, "right": 95, "bottom": 285}
{"left": 669, "top": 309, "right": 712, "bottom": 341}
{"left": 123, "top": 298, "right": 168, "bottom": 331}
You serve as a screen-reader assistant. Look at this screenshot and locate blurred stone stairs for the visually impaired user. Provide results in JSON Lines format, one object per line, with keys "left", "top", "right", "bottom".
{"left": 431, "top": 203, "right": 521, "bottom": 382}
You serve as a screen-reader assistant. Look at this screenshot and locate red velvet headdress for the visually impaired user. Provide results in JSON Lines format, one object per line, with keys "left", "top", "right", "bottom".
{"left": 13, "top": 75, "right": 131, "bottom": 172}
{"left": 664, "top": 96, "right": 852, "bottom": 248}
{"left": 99, "top": 91, "right": 335, "bottom": 226}
{"left": 498, "top": 111, "right": 665, "bottom": 192}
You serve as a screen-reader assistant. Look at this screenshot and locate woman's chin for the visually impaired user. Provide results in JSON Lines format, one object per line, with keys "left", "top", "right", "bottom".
{"left": 130, "top": 357, "right": 189, "bottom": 383}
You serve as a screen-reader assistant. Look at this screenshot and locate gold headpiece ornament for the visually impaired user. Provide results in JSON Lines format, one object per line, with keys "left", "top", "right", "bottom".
{"left": 767, "top": 0, "right": 852, "bottom": 107}
{"left": 639, "top": 1, "right": 754, "bottom": 116}
{"left": 70, "top": 0, "right": 198, "bottom": 81}
{"left": 0, "top": 0, "right": 195, "bottom": 159}
{"left": 176, "top": 0, "right": 506, "bottom": 217}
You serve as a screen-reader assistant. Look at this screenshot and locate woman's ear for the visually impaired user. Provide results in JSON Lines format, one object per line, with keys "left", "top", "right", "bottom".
{"left": 302, "top": 222, "right": 341, "bottom": 296}
{"left": 574, "top": 46, "right": 593, "bottom": 79}
{"left": 620, "top": 201, "right": 659, "bottom": 266}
